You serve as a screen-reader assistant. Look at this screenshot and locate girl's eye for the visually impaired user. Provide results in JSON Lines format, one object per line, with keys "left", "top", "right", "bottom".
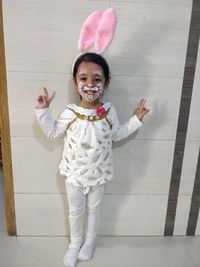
{"left": 94, "top": 78, "right": 102, "bottom": 83}
{"left": 80, "top": 77, "right": 87, "bottom": 82}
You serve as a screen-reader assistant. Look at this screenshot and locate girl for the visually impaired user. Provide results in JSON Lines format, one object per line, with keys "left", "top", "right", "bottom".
{"left": 35, "top": 52, "right": 149, "bottom": 267}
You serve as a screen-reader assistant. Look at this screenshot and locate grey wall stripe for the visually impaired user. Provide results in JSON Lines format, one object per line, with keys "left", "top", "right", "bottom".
{"left": 164, "top": 0, "right": 200, "bottom": 236}
{"left": 187, "top": 148, "right": 200, "bottom": 235}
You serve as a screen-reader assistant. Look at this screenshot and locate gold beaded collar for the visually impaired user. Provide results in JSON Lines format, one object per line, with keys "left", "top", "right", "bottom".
{"left": 67, "top": 107, "right": 112, "bottom": 128}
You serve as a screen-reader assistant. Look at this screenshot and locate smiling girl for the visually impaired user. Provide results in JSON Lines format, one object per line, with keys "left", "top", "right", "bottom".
{"left": 35, "top": 52, "right": 149, "bottom": 267}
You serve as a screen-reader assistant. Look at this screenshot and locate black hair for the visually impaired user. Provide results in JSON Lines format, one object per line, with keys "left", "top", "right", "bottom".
{"left": 73, "top": 52, "right": 110, "bottom": 84}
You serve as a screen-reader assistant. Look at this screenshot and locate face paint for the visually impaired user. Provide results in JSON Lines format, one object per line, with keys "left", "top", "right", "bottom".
{"left": 76, "top": 62, "right": 106, "bottom": 103}
{"left": 91, "top": 66, "right": 104, "bottom": 77}
{"left": 78, "top": 82, "right": 102, "bottom": 102}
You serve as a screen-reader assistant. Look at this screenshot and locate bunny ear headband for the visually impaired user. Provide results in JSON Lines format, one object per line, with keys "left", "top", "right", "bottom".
{"left": 72, "top": 8, "right": 117, "bottom": 71}
{"left": 79, "top": 8, "right": 117, "bottom": 54}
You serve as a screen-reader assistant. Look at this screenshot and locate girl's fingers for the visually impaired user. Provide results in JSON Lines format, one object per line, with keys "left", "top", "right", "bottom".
{"left": 37, "top": 95, "right": 42, "bottom": 101}
{"left": 136, "top": 99, "right": 150, "bottom": 119}
{"left": 143, "top": 108, "right": 150, "bottom": 115}
{"left": 49, "top": 91, "right": 56, "bottom": 103}
{"left": 37, "top": 95, "right": 44, "bottom": 103}
{"left": 43, "top": 87, "right": 49, "bottom": 99}
{"left": 42, "top": 87, "right": 56, "bottom": 103}
{"left": 138, "top": 98, "right": 146, "bottom": 111}
{"left": 137, "top": 99, "right": 142, "bottom": 109}
{"left": 140, "top": 98, "right": 146, "bottom": 108}
{"left": 37, "top": 95, "right": 47, "bottom": 104}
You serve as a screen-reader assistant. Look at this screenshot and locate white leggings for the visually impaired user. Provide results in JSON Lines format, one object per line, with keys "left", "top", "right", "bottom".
{"left": 65, "top": 181, "right": 105, "bottom": 248}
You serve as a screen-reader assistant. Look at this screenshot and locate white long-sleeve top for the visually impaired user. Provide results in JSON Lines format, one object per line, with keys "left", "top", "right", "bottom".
{"left": 35, "top": 102, "right": 142, "bottom": 187}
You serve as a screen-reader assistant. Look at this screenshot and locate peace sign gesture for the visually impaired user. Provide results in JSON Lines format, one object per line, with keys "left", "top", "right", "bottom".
{"left": 36, "top": 87, "right": 56, "bottom": 109}
{"left": 135, "top": 99, "right": 150, "bottom": 121}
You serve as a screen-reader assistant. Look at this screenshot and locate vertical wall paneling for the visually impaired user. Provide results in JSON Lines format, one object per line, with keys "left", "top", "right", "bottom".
{"left": 164, "top": 0, "right": 200, "bottom": 236}
{"left": 173, "top": 140, "right": 200, "bottom": 235}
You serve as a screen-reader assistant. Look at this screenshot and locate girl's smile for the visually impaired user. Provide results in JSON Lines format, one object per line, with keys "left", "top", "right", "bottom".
{"left": 80, "top": 84, "right": 100, "bottom": 101}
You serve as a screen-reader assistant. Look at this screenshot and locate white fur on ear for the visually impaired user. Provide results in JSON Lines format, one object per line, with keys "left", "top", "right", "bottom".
{"left": 78, "top": 10, "right": 102, "bottom": 53}
{"left": 95, "top": 8, "right": 117, "bottom": 54}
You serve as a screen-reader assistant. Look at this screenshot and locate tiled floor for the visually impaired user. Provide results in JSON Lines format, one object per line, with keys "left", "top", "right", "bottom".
{"left": 0, "top": 169, "right": 200, "bottom": 267}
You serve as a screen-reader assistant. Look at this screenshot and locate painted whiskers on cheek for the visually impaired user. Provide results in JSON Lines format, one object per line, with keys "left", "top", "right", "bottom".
{"left": 81, "top": 84, "right": 100, "bottom": 92}
{"left": 78, "top": 82, "right": 105, "bottom": 101}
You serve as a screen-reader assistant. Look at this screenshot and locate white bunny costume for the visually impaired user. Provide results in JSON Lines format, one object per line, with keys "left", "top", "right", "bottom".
{"left": 35, "top": 103, "right": 142, "bottom": 189}
{"left": 35, "top": 8, "right": 143, "bottom": 267}
{"left": 35, "top": 102, "right": 142, "bottom": 266}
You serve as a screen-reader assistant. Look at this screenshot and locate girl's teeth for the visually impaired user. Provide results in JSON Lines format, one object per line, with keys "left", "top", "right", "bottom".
{"left": 87, "top": 94, "right": 93, "bottom": 100}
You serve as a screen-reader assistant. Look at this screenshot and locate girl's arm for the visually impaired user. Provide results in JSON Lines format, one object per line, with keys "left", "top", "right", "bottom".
{"left": 110, "top": 99, "right": 149, "bottom": 142}
{"left": 35, "top": 108, "right": 73, "bottom": 139}
{"left": 35, "top": 87, "right": 74, "bottom": 139}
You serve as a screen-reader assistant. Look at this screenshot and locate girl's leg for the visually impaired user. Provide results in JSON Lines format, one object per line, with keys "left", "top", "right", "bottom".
{"left": 78, "top": 184, "right": 105, "bottom": 261}
{"left": 63, "top": 182, "right": 86, "bottom": 267}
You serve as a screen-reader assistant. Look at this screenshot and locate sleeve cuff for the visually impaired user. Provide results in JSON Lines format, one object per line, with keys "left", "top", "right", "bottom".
{"left": 131, "top": 114, "right": 143, "bottom": 127}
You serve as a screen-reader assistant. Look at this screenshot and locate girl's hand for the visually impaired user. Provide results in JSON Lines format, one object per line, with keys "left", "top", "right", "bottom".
{"left": 36, "top": 87, "right": 56, "bottom": 109}
{"left": 135, "top": 99, "right": 150, "bottom": 121}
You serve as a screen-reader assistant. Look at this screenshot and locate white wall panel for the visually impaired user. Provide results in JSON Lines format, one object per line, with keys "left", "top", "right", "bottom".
{"left": 107, "top": 76, "right": 182, "bottom": 140}
{"left": 101, "top": 194, "right": 168, "bottom": 236}
{"left": 174, "top": 196, "right": 191, "bottom": 235}
{"left": 15, "top": 193, "right": 101, "bottom": 236}
{"left": 111, "top": 0, "right": 192, "bottom": 6}
{"left": 3, "top": 1, "right": 109, "bottom": 73}
{"left": 7, "top": 72, "right": 183, "bottom": 141}
{"left": 11, "top": 137, "right": 64, "bottom": 194}
{"left": 178, "top": 141, "right": 200, "bottom": 195}
{"left": 7, "top": 72, "right": 79, "bottom": 137}
{"left": 12, "top": 137, "right": 175, "bottom": 195}
{"left": 186, "top": 79, "right": 200, "bottom": 141}
{"left": 195, "top": 211, "right": 200, "bottom": 235}
{"left": 109, "top": 2, "right": 191, "bottom": 77}
{"left": 195, "top": 41, "right": 200, "bottom": 79}
{"left": 106, "top": 140, "right": 174, "bottom": 194}
{"left": 15, "top": 193, "right": 69, "bottom": 236}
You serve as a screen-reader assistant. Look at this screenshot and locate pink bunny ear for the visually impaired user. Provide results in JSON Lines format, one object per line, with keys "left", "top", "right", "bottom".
{"left": 95, "top": 8, "right": 117, "bottom": 54}
{"left": 78, "top": 10, "right": 103, "bottom": 53}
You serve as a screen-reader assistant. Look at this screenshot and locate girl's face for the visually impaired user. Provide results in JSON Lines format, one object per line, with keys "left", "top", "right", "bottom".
{"left": 75, "top": 61, "right": 107, "bottom": 103}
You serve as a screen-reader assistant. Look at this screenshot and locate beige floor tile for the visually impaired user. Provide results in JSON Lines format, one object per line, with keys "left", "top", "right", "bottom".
{"left": 0, "top": 233, "right": 199, "bottom": 267}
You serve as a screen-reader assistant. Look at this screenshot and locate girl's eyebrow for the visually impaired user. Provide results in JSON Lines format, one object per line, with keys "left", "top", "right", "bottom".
{"left": 77, "top": 73, "right": 103, "bottom": 77}
{"left": 77, "top": 73, "right": 87, "bottom": 77}
{"left": 92, "top": 73, "right": 103, "bottom": 77}
{"left": 93, "top": 73, "right": 103, "bottom": 76}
